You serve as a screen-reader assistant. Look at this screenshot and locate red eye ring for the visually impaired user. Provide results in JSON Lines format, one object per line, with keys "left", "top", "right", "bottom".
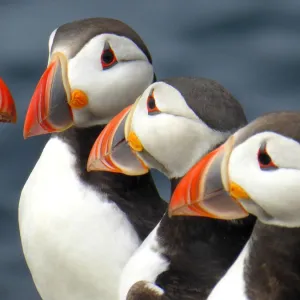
{"left": 101, "top": 46, "right": 117, "bottom": 70}
{"left": 257, "top": 144, "right": 277, "bottom": 170}
{"left": 147, "top": 91, "right": 160, "bottom": 114}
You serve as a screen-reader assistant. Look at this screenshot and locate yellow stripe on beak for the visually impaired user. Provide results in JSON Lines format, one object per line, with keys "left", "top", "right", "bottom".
{"left": 229, "top": 182, "right": 250, "bottom": 200}
{"left": 127, "top": 131, "right": 144, "bottom": 152}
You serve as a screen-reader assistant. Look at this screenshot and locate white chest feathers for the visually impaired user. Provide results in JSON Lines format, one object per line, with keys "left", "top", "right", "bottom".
{"left": 18, "top": 137, "right": 141, "bottom": 300}
{"left": 119, "top": 221, "right": 169, "bottom": 300}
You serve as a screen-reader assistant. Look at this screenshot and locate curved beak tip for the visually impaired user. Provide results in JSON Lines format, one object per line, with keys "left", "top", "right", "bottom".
{"left": 86, "top": 152, "right": 123, "bottom": 174}
{"left": 87, "top": 105, "right": 149, "bottom": 176}
{"left": 168, "top": 207, "right": 179, "bottom": 218}
{"left": 23, "top": 132, "right": 29, "bottom": 140}
{"left": 0, "top": 112, "right": 17, "bottom": 124}
{"left": 168, "top": 202, "right": 204, "bottom": 218}
{"left": 86, "top": 159, "right": 99, "bottom": 172}
{"left": 23, "top": 131, "right": 35, "bottom": 140}
{"left": 0, "top": 78, "right": 17, "bottom": 124}
{"left": 23, "top": 53, "right": 73, "bottom": 139}
{"left": 10, "top": 113, "right": 17, "bottom": 124}
{"left": 86, "top": 166, "right": 95, "bottom": 173}
{"left": 168, "top": 200, "right": 184, "bottom": 217}
{"left": 23, "top": 118, "right": 44, "bottom": 139}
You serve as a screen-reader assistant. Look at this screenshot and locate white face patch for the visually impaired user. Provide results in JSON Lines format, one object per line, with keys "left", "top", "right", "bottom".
{"left": 130, "top": 82, "right": 230, "bottom": 178}
{"left": 228, "top": 131, "right": 300, "bottom": 227}
{"left": 50, "top": 33, "right": 154, "bottom": 127}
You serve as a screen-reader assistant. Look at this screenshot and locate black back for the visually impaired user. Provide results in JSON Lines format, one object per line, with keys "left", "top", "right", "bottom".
{"left": 245, "top": 221, "right": 300, "bottom": 300}
{"left": 55, "top": 126, "right": 166, "bottom": 240}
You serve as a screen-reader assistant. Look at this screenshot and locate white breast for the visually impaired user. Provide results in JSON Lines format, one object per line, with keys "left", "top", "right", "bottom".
{"left": 19, "top": 137, "right": 141, "bottom": 300}
{"left": 119, "top": 220, "right": 169, "bottom": 300}
{"left": 207, "top": 241, "right": 250, "bottom": 300}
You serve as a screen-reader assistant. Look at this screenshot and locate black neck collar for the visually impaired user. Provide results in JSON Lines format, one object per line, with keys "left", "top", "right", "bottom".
{"left": 154, "top": 177, "right": 256, "bottom": 299}
{"left": 245, "top": 220, "right": 300, "bottom": 300}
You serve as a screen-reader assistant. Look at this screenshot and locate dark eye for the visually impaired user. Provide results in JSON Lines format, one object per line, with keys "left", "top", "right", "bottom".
{"left": 147, "top": 94, "right": 160, "bottom": 115}
{"left": 101, "top": 46, "right": 117, "bottom": 70}
{"left": 148, "top": 97, "right": 156, "bottom": 110}
{"left": 257, "top": 144, "right": 277, "bottom": 170}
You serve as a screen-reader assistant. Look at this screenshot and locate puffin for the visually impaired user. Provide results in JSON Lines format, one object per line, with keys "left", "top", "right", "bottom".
{"left": 0, "top": 78, "right": 17, "bottom": 123}
{"left": 19, "top": 18, "right": 166, "bottom": 300}
{"left": 169, "top": 111, "right": 300, "bottom": 300}
{"left": 87, "top": 77, "right": 256, "bottom": 300}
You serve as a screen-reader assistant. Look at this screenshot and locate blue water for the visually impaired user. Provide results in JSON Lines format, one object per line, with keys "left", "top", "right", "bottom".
{"left": 1, "top": 1, "right": 300, "bottom": 299}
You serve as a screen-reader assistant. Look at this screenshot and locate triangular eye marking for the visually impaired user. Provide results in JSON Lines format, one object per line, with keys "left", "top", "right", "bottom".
{"left": 101, "top": 42, "right": 118, "bottom": 70}
{"left": 147, "top": 88, "right": 160, "bottom": 115}
{"left": 103, "top": 41, "right": 111, "bottom": 51}
{"left": 257, "top": 142, "right": 278, "bottom": 170}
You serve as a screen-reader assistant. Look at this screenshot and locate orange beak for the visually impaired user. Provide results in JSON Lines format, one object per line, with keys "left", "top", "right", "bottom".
{"left": 0, "top": 78, "right": 17, "bottom": 123}
{"left": 23, "top": 53, "right": 73, "bottom": 139}
{"left": 87, "top": 105, "right": 149, "bottom": 175}
{"left": 168, "top": 136, "right": 249, "bottom": 220}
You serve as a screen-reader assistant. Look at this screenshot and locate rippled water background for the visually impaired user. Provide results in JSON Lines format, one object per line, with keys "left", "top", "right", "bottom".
{"left": 1, "top": 1, "right": 300, "bottom": 299}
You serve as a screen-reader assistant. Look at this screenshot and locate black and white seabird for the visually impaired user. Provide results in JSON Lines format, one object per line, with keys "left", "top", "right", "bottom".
{"left": 170, "top": 111, "right": 300, "bottom": 300}
{"left": 88, "top": 77, "right": 256, "bottom": 300}
{"left": 0, "top": 78, "right": 17, "bottom": 123}
{"left": 19, "top": 18, "right": 166, "bottom": 300}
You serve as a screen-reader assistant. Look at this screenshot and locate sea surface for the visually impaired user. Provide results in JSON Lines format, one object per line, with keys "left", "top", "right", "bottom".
{"left": 1, "top": 1, "right": 300, "bottom": 299}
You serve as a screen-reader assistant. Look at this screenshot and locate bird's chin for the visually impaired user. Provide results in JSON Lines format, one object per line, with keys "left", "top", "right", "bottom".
{"left": 239, "top": 199, "right": 273, "bottom": 223}
{"left": 71, "top": 111, "right": 109, "bottom": 129}
{"left": 136, "top": 151, "right": 169, "bottom": 177}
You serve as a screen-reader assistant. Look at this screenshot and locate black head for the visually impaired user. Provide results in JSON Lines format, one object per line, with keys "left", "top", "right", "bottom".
{"left": 50, "top": 17, "right": 152, "bottom": 61}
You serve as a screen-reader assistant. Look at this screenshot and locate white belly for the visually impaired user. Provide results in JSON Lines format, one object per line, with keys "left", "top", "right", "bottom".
{"left": 119, "top": 220, "right": 169, "bottom": 300}
{"left": 19, "top": 137, "right": 141, "bottom": 300}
